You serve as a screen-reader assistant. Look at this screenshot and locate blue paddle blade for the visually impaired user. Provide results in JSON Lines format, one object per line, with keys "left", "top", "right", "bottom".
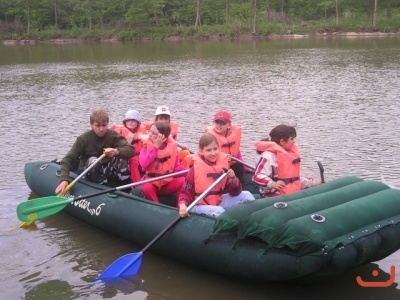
{"left": 97, "top": 252, "right": 143, "bottom": 281}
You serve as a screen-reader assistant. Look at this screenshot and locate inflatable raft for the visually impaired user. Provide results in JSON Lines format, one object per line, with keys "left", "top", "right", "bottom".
{"left": 23, "top": 160, "right": 400, "bottom": 283}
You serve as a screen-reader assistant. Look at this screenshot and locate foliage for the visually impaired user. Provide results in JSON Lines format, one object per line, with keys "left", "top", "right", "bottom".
{"left": 0, "top": 0, "right": 399, "bottom": 40}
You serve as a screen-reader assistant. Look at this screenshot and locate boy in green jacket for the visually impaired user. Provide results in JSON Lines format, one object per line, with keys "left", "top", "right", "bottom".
{"left": 55, "top": 109, "right": 135, "bottom": 194}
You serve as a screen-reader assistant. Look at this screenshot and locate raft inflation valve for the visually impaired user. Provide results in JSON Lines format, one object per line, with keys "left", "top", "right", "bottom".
{"left": 311, "top": 214, "right": 325, "bottom": 223}
{"left": 273, "top": 202, "right": 288, "bottom": 209}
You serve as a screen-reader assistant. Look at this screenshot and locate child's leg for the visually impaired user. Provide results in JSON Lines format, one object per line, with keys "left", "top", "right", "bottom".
{"left": 141, "top": 183, "right": 159, "bottom": 203}
{"left": 158, "top": 177, "right": 186, "bottom": 196}
{"left": 219, "top": 190, "right": 256, "bottom": 210}
{"left": 129, "top": 157, "right": 141, "bottom": 182}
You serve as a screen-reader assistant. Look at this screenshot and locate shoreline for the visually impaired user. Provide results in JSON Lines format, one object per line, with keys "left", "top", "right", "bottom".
{"left": 2, "top": 31, "right": 400, "bottom": 45}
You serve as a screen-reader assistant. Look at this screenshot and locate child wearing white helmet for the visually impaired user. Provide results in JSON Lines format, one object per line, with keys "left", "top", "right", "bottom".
{"left": 111, "top": 110, "right": 147, "bottom": 182}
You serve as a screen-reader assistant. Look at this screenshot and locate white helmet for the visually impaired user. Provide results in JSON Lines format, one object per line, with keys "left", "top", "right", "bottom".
{"left": 155, "top": 106, "right": 171, "bottom": 116}
{"left": 123, "top": 110, "right": 141, "bottom": 123}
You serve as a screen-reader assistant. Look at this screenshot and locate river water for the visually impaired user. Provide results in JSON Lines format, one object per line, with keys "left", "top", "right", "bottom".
{"left": 1, "top": 37, "right": 400, "bottom": 299}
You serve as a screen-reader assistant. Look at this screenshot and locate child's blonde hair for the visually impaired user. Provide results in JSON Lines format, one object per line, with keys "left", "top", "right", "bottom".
{"left": 199, "top": 133, "right": 218, "bottom": 149}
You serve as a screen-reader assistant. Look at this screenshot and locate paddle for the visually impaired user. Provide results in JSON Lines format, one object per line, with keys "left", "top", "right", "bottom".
{"left": 18, "top": 153, "right": 106, "bottom": 227}
{"left": 317, "top": 161, "right": 325, "bottom": 183}
{"left": 230, "top": 156, "right": 255, "bottom": 171}
{"left": 17, "top": 169, "right": 189, "bottom": 223}
{"left": 97, "top": 171, "right": 228, "bottom": 281}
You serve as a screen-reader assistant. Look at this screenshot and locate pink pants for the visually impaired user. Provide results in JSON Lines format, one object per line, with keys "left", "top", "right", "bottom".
{"left": 142, "top": 177, "right": 185, "bottom": 203}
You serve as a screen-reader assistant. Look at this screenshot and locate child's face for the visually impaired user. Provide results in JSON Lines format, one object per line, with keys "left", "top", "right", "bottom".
{"left": 280, "top": 137, "right": 295, "bottom": 150}
{"left": 125, "top": 119, "right": 139, "bottom": 131}
{"left": 91, "top": 121, "right": 108, "bottom": 137}
{"left": 200, "top": 141, "right": 219, "bottom": 163}
{"left": 213, "top": 119, "right": 229, "bottom": 135}
{"left": 148, "top": 125, "right": 160, "bottom": 143}
{"left": 156, "top": 114, "right": 170, "bottom": 123}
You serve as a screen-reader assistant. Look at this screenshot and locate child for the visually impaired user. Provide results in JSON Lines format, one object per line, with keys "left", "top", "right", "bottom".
{"left": 55, "top": 109, "right": 135, "bottom": 194}
{"left": 252, "top": 124, "right": 320, "bottom": 197}
{"left": 139, "top": 121, "right": 186, "bottom": 203}
{"left": 177, "top": 133, "right": 255, "bottom": 218}
{"left": 204, "top": 110, "right": 247, "bottom": 181}
{"left": 111, "top": 110, "right": 147, "bottom": 182}
{"left": 143, "top": 106, "right": 179, "bottom": 141}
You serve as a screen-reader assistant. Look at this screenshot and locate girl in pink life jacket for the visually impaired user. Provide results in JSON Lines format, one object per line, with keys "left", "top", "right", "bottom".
{"left": 177, "top": 133, "right": 255, "bottom": 218}
{"left": 252, "top": 124, "right": 321, "bottom": 198}
{"left": 139, "top": 121, "right": 186, "bottom": 203}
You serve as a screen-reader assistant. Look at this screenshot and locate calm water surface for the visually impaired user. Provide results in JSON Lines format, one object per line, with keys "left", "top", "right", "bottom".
{"left": 1, "top": 38, "right": 400, "bottom": 299}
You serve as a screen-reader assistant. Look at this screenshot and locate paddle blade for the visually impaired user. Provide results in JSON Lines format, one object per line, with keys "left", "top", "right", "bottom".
{"left": 97, "top": 252, "right": 143, "bottom": 281}
{"left": 17, "top": 196, "right": 72, "bottom": 222}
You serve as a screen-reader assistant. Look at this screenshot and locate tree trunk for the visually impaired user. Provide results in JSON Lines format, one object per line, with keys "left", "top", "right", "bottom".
{"left": 27, "top": 0, "right": 31, "bottom": 35}
{"left": 252, "top": 0, "right": 257, "bottom": 33}
{"left": 387, "top": 0, "right": 392, "bottom": 18}
{"left": 195, "top": 0, "right": 201, "bottom": 27}
{"left": 225, "top": 0, "right": 229, "bottom": 24}
{"left": 372, "top": 0, "right": 378, "bottom": 27}
{"left": 54, "top": 1, "right": 58, "bottom": 28}
{"left": 335, "top": 0, "right": 339, "bottom": 27}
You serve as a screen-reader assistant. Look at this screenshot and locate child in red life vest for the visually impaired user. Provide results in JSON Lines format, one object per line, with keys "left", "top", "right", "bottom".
{"left": 111, "top": 110, "right": 147, "bottom": 182}
{"left": 139, "top": 121, "right": 186, "bottom": 203}
{"left": 204, "top": 110, "right": 249, "bottom": 182}
{"left": 252, "top": 124, "right": 321, "bottom": 198}
{"left": 177, "top": 133, "right": 255, "bottom": 218}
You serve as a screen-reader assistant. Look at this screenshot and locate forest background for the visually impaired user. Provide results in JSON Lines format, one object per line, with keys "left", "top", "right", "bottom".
{"left": 1, "top": 0, "right": 400, "bottom": 42}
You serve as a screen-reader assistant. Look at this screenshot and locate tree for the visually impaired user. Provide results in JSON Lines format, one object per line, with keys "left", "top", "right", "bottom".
{"left": 372, "top": 0, "right": 378, "bottom": 27}
{"left": 195, "top": 0, "right": 201, "bottom": 27}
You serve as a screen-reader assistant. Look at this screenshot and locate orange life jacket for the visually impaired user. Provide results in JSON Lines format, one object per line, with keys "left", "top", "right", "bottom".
{"left": 110, "top": 123, "right": 147, "bottom": 155}
{"left": 254, "top": 141, "right": 301, "bottom": 195}
{"left": 143, "top": 120, "right": 179, "bottom": 141}
{"left": 193, "top": 152, "right": 229, "bottom": 206}
{"left": 143, "top": 139, "right": 178, "bottom": 189}
{"left": 205, "top": 124, "right": 242, "bottom": 157}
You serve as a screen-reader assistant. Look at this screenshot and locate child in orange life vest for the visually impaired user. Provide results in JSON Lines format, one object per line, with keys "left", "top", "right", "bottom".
{"left": 204, "top": 110, "right": 248, "bottom": 182}
{"left": 111, "top": 110, "right": 147, "bottom": 182}
{"left": 139, "top": 121, "right": 186, "bottom": 203}
{"left": 177, "top": 133, "right": 255, "bottom": 218}
{"left": 252, "top": 124, "right": 321, "bottom": 198}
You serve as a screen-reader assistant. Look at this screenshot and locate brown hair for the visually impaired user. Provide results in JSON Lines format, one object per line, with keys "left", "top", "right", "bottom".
{"left": 90, "top": 109, "right": 109, "bottom": 124}
{"left": 153, "top": 121, "right": 171, "bottom": 137}
{"left": 269, "top": 124, "right": 297, "bottom": 144}
{"left": 199, "top": 133, "right": 218, "bottom": 149}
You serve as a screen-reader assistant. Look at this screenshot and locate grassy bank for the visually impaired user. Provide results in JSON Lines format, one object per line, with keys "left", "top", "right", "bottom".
{"left": 1, "top": 17, "right": 400, "bottom": 44}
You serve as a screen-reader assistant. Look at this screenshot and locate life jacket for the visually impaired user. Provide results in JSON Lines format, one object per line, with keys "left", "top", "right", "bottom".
{"left": 205, "top": 125, "right": 241, "bottom": 157}
{"left": 143, "top": 139, "right": 178, "bottom": 189}
{"left": 143, "top": 120, "right": 179, "bottom": 141}
{"left": 110, "top": 123, "right": 147, "bottom": 155}
{"left": 254, "top": 141, "right": 301, "bottom": 195}
{"left": 193, "top": 152, "right": 229, "bottom": 206}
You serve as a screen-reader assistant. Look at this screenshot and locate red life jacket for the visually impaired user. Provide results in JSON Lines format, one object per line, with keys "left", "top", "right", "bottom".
{"left": 205, "top": 124, "right": 242, "bottom": 157}
{"left": 111, "top": 123, "right": 147, "bottom": 155}
{"left": 193, "top": 152, "right": 229, "bottom": 205}
{"left": 254, "top": 141, "right": 301, "bottom": 195}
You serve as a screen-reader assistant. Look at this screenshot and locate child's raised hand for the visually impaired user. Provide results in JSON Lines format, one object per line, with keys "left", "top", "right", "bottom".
{"left": 226, "top": 169, "right": 236, "bottom": 179}
{"left": 153, "top": 133, "right": 166, "bottom": 148}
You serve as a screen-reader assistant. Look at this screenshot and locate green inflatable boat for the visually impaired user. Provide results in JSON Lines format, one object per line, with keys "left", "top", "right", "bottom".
{"left": 23, "top": 160, "right": 400, "bottom": 283}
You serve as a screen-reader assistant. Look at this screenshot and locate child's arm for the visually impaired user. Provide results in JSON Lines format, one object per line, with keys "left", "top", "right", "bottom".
{"left": 177, "top": 168, "right": 196, "bottom": 217}
{"left": 138, "top": 145, "right": 157, "bottom": 170}
{"left": 300, "top": 176, "right": 321, "bottom": 189}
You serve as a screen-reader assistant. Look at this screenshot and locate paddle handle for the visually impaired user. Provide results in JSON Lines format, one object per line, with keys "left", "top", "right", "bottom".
{"left": 141, "top": 172, "right": 228, "bottom": 254}
{"left": 230, "top": 156, "right": 255, "bottom": 171}
{"left": 61, "top": 153, "right": 106, "bottom": 195}
{"left": 317, "top": 161, "right": 325, "bottom": 183}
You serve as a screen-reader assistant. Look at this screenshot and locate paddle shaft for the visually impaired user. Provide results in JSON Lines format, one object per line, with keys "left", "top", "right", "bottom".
{"left": 22, "top": 169, "right": 189, "bottom": 215}
{"left": 230, "top": 156, "right": 255, "bottom": 171}
{"left": 63, "top": 153, "right": 106, "bottom": 194}
{"left": 317, "top": 161, "right": 325, "bottom": 183}
{"left": 141, "top": 172, "right": 228, "bottom": 253}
